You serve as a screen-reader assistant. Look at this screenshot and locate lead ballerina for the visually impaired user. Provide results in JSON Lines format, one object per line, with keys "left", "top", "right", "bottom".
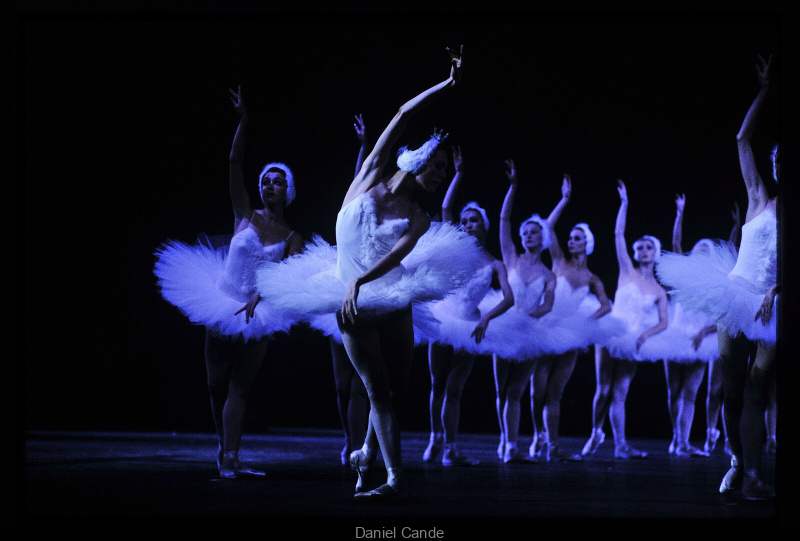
{"left": 656, "top": 54, "right": 778, "bottom": 499}
{"left": 153, "top": 86, "right": 304, "bottom": 478}
{"left": 256, "top": 46, "right": 483, "bottom": 501}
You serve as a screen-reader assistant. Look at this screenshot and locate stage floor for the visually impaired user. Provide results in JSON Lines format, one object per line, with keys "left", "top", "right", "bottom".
{"left": 21, "top": 428, "right": 779, "bottom": 531}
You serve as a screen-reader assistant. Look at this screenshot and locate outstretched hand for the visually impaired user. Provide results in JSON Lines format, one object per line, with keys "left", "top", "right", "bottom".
{"left": 675, "top": 193, "right": 686, "bottom": 214}
{"left": 617, "top": 179, "right": 628, "bottom": 203}
{"left": 354, "top": 113, "right": 367, "bottom": 143}
{"left": 505, "top": 159, "right": 517, "bottom": 185}
{"left": 447, "top": 45, "right": 464, "bottom": 84}
{"left": 756, "top": 53, "right": 772, "bottom": 88}
{"left": 229, "top": 85, "right": 248, "bottom": 120}
{"left": 731, "top": 201, "right": 741, "bottom": 225}
{"left": 561, "top": 174, "right": 572, "bottom": 201}
{"left": 452, "top": 145, "right": 463, "bottom": 172}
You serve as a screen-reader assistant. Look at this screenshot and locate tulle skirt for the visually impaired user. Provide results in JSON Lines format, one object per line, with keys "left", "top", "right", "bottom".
{"left": 602, "top": 301, "right": 719, "bottom": 362}
{"left": 256, "top": 223, "right": 483, "bottom": 318}
{"left": 656, "top": 242, "right": 777, "bottom": 346}
{"left": 153, "top": 239, "right": 297, "bottom": 341}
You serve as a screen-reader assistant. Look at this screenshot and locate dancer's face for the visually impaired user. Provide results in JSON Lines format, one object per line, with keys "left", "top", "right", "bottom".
{"left": 415, "top": 148, "right": 448, "bottom": 193}
{"left": 521, "top": 222, "right": 543, "bottom": 251}
{"left": 460, "top": 209, "right": 486, "bottom": 240}
{"left": 260, "top": 171, "right": 288, "bottom": 205}
{"left": 634, "top": 239, "right": 656, "bottom": 263}
{"left": 568, "top": 228, "right": 587, "bottom": 255}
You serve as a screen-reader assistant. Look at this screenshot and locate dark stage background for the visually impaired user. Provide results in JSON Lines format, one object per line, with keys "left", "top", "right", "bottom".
{"left": 18, "top": 7, "right": 790, "bottom": 445}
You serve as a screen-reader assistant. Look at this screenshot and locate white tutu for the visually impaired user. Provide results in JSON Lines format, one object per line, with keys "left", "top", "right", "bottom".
{"left": 601, "top": 283, "right": 716, "bottom": 362}
{"left": 154, "top": 228, "right": 297, "bottom": 342}
{"left": 256, "top": 192, "right": 484, "bottom": 326}
{"left": 657, "top": 207, "right": 777, "bottom": 346}
{"left": 656, "top": 238, "right": 777, "bottom": 346}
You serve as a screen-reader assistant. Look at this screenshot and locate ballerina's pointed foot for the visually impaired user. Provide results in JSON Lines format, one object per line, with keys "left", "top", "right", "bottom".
{"left": 354, "top": 480, "right": 407, "bottom": 502}
{"left": 765, "top": 436, "right": 777, "bottom": 455}
{"left": 349, "top": 449, "right": 373, "bottom": 493}
{"left": 581, "top": 429, "right": 606, "bottom": 456}
{"left": 668, "top": 433, "right": 677, "bottom": 454}
{"left": 614, "top": 443, "right": 648, "bottom": 460}
{"left": 423, "top": 433, "right": 443, "bottom": 462}
{"left": 546, "top": 442, "right": 583, "bottom": 462}
{"left": 741, "top": 470, "right": 775, "bottom": 501}
{"left": 504, "top": 443, "right": 538, "bottom": 464}
{"left": 528, "top": 433, "right": 547, "bottom": 460}
{"left": 719, "top": 455, "right": 742, "bottom": 494}
{"left": 675, "top": 443, "right": 709, "bottom": 458}
{"left": 218, "top": 451, "right": 266, "bottom": 479}
{"left": 704, "top": 428, "right": 721, "bottom": 454}
{"left": 442, "top": 446, "right": 479, "bottom": 467}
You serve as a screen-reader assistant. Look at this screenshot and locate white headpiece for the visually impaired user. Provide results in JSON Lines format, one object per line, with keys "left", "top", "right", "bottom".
{"left": 633, "top": 235, "right": 662, "bottom": 261}
{"left": 396, "top": 129, "right": 449, "bottom": 174}
{"left": 691, "top": 238, "right": 714, "bottom": 255}
{"left": 258, "top": 162, "right": 295, "bottom": 206}
{"left": 572, "top": 223, "right": 595, "bottom": 255}
{"left": 460, "top": 201, "right": 490, "bottom": 232}
{"left": 519, "top": 214, "right": 551, "bottom": 250}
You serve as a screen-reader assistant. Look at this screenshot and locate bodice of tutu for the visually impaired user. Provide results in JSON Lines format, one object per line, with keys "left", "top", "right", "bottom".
{"left": 728, "top": 207, "right": 777, "bottom": 292}
{"left": 215, "top": 228, "right": 286, "bottom": 303}
{"left": 449, "top": 264, "right": 494, "bottom": 320}
{"left": 611, "top": 282, "right": 659, "bottom": 332}
{"left": 507, "top": 270, "right": 546, "bottom": 314}
{"left": 335, "top": 193, "right": 409, "bottom": 283}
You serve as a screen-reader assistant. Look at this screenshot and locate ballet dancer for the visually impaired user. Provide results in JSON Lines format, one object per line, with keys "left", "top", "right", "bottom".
{"left": 420, "top": 145, "right": 515, "bottom": 467}
{"left": 154, "top": 86, "right": 303, "bottom": 478}
{"left": 528, "top": 174, "right": 618, "bottom": 462}
{"left": 257, "top": 46, "right": 484, "bottom": 501}
{"left": 657, "top": 55, "right": 778, "bottom": 499}
{"left": 582, "top": 180, "right": 669, "bottom": 460}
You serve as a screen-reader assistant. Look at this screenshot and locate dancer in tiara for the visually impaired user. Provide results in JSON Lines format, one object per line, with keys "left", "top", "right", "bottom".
{"left": 661, "top": 193, "right": 722, "bottom": 457}
{"left": 419, "top": 145, "right": 515, "bottom": 467}
{"left": 656, "top": 55, "right": 778, "bottom": 499}
{"left": 527, "top": 174, "right": 621, "bottom": 462}
{"left": 581, "top": 180, "right": 668, "bottom": 460}
{"left": 492, "top": 160, "right": 595, "bottom": 464}
{"left": 153, "top": 86, "right": 304, "bottom": 478}
{"left": 256, "top": 46, "right": 483, "bottom": 501}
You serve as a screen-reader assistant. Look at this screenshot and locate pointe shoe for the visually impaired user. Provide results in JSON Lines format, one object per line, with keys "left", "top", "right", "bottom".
{"left": 614, "top": 443, "right": 648, "bottom": 460}
{"left": 218, "top": 451, "right": 266, "bottom": 479}
{"left": 704, "top": 428, "right": 721, "bottom": 454}
{"left": 504, "top": 442, "right": 538, "bottom": 464}
{"left": 546, "top": 442, "right": 583, "bottom": 462}
{"left": 349, "top": 449, "right": 373, "bottom": 493}
{"left": 718, "top": 455, "right": 742, "bottom": 494}
{"left": 423, "top": 433, "right": 443, "bottom": 462}
{"left": 442, "top": 446, "right": 479, "bottom": 467}
{"left": 675, "top": 442, "right": 710, "bottom": 458}
{"left": 528, "top": 433, "right": 547, "bottom": 460}
{"left": 741, "top": 470, "right": 775, "bottom": 500}
{"left": 581, "top": 429, "right": 606, "bottom": 456}
{"left": 765, "top": 436, "right": 777, "bottom": 455}
{"left": 497, "top": 441, "right": 505, "bottom": 460}
{"left": 668, "top": 432, "right": 677, "bottom": 454}
{"left": 353, "top": 480, "right": 408, "bottom": 502}
{"left": 723, "top": 438, "right": 732, "bottom": 457}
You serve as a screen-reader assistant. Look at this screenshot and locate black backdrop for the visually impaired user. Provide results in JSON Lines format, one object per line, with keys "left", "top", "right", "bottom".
{"left": 18, "top": 5, "right": 791, "bottom": 444}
